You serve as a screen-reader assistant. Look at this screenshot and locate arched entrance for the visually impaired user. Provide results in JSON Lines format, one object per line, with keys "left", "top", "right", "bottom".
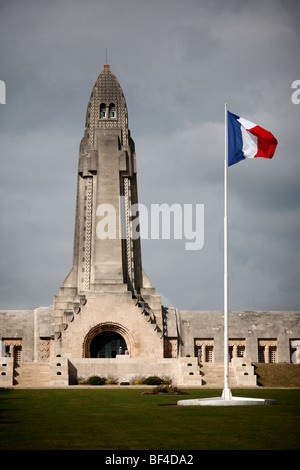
{"left": 82, "top": 322, "right": 132, "bottom": 358}
{"left": 90, "top": 331, "right": 127, "bottom": 358}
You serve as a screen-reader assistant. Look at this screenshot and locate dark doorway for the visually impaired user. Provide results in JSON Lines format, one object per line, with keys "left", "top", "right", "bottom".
{"left": 90, "top": 331, "right": 127, "bottom": 358}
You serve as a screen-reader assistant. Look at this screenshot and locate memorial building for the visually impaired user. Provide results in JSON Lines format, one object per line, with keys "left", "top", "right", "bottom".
{"left": 1, "top": 64, "right": 299, "bottom": 387}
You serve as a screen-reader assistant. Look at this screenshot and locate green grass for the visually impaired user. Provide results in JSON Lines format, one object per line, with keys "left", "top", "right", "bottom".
{"left": 254, "top": 363, "right": 300, "bottom": 387}
{"left": 0, "top": 388, "right": 299, "bottom": 450}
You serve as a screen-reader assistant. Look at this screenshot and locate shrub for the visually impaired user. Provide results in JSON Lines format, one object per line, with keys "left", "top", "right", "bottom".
{"left": 132, "top": 378, "right": 145, "bottom": 385}
{"left": 142, "top": 385, "right": 189, "bottom": 395}
{"left": 144, "top": 376, "right": 163, "bottom": 385}
{"left": 105, "top": 378, "right": 117, "bottom": 385}
{"left": 88, "top": 375, "right": 106, "bottom": 385}
{"left": 154, "top": 385, "right": 177, "bottom": 394}
{"left": 162, "top": 377, "right": 172, "bottom": 385}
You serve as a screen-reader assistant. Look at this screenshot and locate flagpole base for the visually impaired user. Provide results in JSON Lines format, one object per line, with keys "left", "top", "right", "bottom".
{"left": 177, "top": 390, "right": 276, "bottom": 407}
{"left": 222, "top": 388, "right": 232, "bottom": 400}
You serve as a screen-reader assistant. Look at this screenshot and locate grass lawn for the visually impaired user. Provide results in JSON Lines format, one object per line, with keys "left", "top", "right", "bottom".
{"left": 0, "top": 388, "right": 299, "bottom": 450}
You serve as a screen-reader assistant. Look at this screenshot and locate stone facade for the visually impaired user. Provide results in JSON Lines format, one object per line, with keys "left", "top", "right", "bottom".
{"left": 1, "top": 64, "right": 299, "bottom": 387}
{"left": 174, "top": 309, "right": 300, "bottom": 363}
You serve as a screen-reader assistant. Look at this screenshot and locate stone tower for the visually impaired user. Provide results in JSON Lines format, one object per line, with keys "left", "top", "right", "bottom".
{"left": 64, "top": 63, "right": 142, "bottom": 293}
{"left": 53, "top": 64, "right": 165, "bottom": 364}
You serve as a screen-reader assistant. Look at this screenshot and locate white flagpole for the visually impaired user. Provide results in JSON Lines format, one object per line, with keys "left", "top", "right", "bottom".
{"left": 223, "top": 103, "right": 231, "bottom": 400}
{"left": 177, "top": 104, "right": 273, "bottom": 406}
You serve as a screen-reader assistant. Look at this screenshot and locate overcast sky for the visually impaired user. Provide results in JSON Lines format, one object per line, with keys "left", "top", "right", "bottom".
{"left": 0, "top": 0, "right": 299, "bottom": 312}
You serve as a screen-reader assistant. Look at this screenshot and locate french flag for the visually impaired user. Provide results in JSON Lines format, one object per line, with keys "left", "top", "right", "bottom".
{"left": 227, "top": 111, "right": 278, "bottom": 167}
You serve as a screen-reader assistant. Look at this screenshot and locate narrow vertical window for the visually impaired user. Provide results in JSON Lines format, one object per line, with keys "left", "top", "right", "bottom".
{"left": 109, "top": 103, "right": 116, "bottom": 118}
{"left": 100, "top": 103, "right": 106, "bottom": 118}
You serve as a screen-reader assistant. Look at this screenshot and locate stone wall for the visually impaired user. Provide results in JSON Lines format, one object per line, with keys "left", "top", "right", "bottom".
{"left": 1, "top": 307, "right": 299, "bottom": 367}
{"left": 178, "top": 310, "right": 300, "bottom": 363}
{"left": 0, "top": 307, "right": 53, "bottom": 362}
{"left": 0, "top": 357, "right": 13, "bottom": 386}
{"left": 67, "top": 357, "right": 180, "bottom": 385}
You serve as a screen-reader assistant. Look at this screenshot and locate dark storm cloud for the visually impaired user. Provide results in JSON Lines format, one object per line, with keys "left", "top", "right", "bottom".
{"left": 0, "top": 0, "right": 299, "bottom": 310}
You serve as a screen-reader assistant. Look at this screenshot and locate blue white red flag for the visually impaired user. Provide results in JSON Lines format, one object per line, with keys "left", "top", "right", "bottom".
{"left": 227, "top": 111, "right": 278, "bottom": 166}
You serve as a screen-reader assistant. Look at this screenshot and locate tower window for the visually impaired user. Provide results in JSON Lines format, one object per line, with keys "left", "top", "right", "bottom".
{"left": 109, "top": 103, "right": 116, "bottom": 118}
{"left": 100, "top": 103, "right": 106, "bottom": 118}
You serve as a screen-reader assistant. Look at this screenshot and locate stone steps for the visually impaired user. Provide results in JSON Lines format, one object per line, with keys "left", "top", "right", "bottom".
{"left": 179, "top": 357, "right": 202, "bottom": 386}
{"left": 132, "top": 294, "right": 164, "bottom": 339}
{"left": 178, "top": 358, "right": 238, "bottom": 387}
{"left": 200, "top": 363, "right": 237, "bottom": 387}
{"left": 13, "top": 362, "right": 50, "bottom": 387}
